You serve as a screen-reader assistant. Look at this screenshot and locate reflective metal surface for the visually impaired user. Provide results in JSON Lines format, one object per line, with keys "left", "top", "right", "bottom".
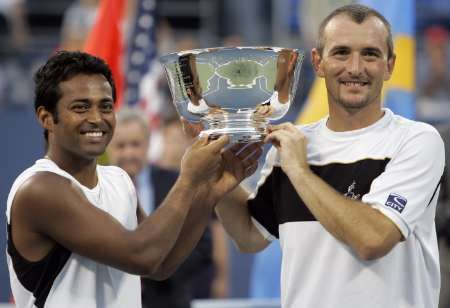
{"left": 160, "top": 47, "right": 304, "bottom": 142}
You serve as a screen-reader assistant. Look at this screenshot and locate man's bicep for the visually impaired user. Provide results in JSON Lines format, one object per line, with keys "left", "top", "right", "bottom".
{"left": 363, "top": 129, "right": 445, "bottom": 237}
{"left": 16, "top": 173, "right": 140, "bottom": 272}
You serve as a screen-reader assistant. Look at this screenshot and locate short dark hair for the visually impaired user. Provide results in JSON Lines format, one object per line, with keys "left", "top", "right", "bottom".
{"left": 34, "top": 51, "right": 116, "bottom": 139}
{"left": 316, "top": 4, "right": 394, "bottom": 60}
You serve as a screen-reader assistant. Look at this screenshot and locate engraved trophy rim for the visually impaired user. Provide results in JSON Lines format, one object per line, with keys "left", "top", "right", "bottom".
{"left": 160, "top": 46, "right": 305, "bottom": 143}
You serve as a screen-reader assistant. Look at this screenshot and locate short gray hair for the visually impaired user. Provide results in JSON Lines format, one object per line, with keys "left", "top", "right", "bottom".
{"left": 115, "top": 107, "right": 150, "bottom": 138}
{"left": 317, "top": 4, "right": 394, "bottom": 59}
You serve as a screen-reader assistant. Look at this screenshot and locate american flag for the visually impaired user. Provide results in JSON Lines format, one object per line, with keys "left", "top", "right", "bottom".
{"left": 124, "top": 0, "right": 157, "bottom": 107}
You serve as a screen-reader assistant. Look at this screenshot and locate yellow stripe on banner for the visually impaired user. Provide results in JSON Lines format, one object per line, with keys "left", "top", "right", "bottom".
{"left": 296, "top": 78, "right": 329, "bottom": 124}
{"left": 386, "top": 35, "right": 415, "bottom": 92}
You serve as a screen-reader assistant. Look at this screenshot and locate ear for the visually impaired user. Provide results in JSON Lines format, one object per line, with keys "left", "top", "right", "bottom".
{"left": 384, "top": 53, "right": 396, "bottom": 81}
{"left": 36, "top": 106, "right": 55, "bottom": 133}
{"left": 311, "top": 48, "right": 325, "bottom": 78}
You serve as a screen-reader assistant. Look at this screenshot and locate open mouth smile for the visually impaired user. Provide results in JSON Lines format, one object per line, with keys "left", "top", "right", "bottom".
{"left": 83, "top": 131, "right": 104, "bottom": 137}
{"left": 80, "top": 130, "right": 108, "bottom": 142}
{"left": 340, "top": 81, "right": 369, "bottom": 87}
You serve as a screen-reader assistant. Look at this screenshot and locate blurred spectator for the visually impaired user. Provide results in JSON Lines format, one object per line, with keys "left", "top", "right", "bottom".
{"left": 0, "top": 58, "right": 33, "bottom": 109}
{"left": 436, "top": 125, "right": 450, "bottom": 308}
{"left": 0, "top": 0, "right": 33, "bottom": 110}
{"left": 157, "top": 111, "right": 195, "bottom": 172}
{"left": 0, "top": 0, "right": 29, "bottom": 52}
{"left": 60, "top": 0, "right": 99, "bottom": 50}
{"left": 107, "top": 107, "right": 215, "bottom": 308}
{"left": 221, "top": 0, "right": 271, "bottom": 45}
{"left": 417, "top": 25, "right": 450, "bottom": 123}
{"left": 420, "top": 26, "right": 450, "bottom": 98}
{"left": 157, "top": 104, "right": 231, "bottom": 300}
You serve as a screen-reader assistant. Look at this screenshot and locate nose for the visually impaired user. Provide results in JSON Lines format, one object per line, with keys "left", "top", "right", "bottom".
{"left": 87, "top": 106, "right": 102, "bottom": 123}
{"left": 348, "top": 53, "right": 362, "bottom": 76}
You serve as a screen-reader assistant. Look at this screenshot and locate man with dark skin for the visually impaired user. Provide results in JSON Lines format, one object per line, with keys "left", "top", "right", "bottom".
{"left": 6, "top": 51, "right": 261, "bottom": 308}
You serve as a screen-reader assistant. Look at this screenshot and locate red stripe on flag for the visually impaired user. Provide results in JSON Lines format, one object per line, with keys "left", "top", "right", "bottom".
{"left": 83, "top": 0, "right": 126, "bottom": 109}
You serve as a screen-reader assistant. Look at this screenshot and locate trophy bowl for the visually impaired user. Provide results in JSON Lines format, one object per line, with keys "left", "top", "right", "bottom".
{"left": 160, "top": 47, "right": 304, "bottom": 143}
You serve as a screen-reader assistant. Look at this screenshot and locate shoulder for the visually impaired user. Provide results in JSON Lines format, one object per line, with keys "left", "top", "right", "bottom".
{"left": 98, "top": 165, "right": 136, "bottom": 193}
{"left": 11, "top": 172, "right": 80, "bottom": 227}
{"left": 98, "top": 164, "right": 129, "bottom": 177}
{"left": 294, "top": 120, "right": 323, "bottom": 141}
{"left": 16, "top": 172, "right": 77, "bottom": 203}
{"left": 391, "top": 115, "right": 443, "bottom": 148}
{"left": 388, "top": 116, "right": 444, "bottom": 171}
{"left": 19, "top": 171, "right": 72, "bottom": 195}
{"left": 98, "top": 165, "right": 133, "bottom": 185}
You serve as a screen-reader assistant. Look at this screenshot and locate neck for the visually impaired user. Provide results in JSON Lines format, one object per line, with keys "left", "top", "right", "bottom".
{"left": 327, "top": 104, "right": 384, "bottom": 132}
{"left": 45, "top": 151, "right": 98, "bottom": 188}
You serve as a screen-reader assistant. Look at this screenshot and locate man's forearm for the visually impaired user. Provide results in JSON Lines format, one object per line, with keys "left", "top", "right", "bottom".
{"left": 286, "top": 167, "right": 402, "bottom": 259}
{"left": 153, "top": 189, "right": 218, "bottom": 280}
{"left": 215, "top": 185, "right": 268, "bottom": 252}
{"left": 135, "top": 177, "right": 209, "bottom": 277}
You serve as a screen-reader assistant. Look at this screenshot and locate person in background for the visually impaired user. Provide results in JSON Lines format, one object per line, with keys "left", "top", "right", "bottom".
{"left": 59, "top": 0, "right": 99, "bottom": 51}
{"left": 158, "top": 110, "right": 230, "bottom": 299}
{"left": 416, "top": 25, "right": 450, "bottom": 123}
{"left": 436, "top": 125, "right": 450, "bottom": 308}
{"left": 0, "top": 0, "right": 29, "bottom": 51}
{"left": 107, "top": 107, "right": 229, "bottom": 307}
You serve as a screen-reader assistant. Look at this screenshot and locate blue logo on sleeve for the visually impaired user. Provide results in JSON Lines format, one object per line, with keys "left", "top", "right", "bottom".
{"left": 385, "top": 193, "right": 407, "bottom": 213}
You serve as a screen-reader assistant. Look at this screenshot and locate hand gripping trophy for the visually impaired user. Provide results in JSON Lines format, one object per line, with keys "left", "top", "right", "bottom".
{"left": 160, "top": 47, "right": 304, "bottom": 143}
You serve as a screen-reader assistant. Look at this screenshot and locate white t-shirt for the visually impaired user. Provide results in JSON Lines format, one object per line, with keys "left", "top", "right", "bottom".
{"left": 6, "top": 158, "right": 141, "bottom": 308}
{"left": 249, "top": 109, "right": 445, "bottom": 308}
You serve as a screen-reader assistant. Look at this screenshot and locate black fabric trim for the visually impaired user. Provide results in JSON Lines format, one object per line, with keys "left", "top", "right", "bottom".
{"left": 427, "top": 170, "right": 445, "bottom": 207}
{"left": 248, "top": 169, "right": 279, "bottom": 238}
{"left": 278, "top": 158, "right": 391, "bottom": 224}
{"left": 249, "top": 158, "right": 391, "bottom": 237}
{"left": 7, "top": 223, "right": 71, "bottom": 308}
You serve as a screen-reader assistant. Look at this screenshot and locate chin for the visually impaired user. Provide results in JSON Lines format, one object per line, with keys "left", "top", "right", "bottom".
{"left": 83, "top": 147, "right": 108, "bottom": 159}
{"left": 339, "top": 98, "right": 370, "bottom": 110}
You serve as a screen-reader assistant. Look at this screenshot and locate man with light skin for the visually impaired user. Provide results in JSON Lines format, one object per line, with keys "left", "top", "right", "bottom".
{"left": 185, "top": 4, "right": 445, "bottom": 308}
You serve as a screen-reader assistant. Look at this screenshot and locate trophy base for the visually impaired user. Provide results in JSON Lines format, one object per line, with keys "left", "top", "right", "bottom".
{"left": 200, "top": 111, "right": 269, "bottom": 143}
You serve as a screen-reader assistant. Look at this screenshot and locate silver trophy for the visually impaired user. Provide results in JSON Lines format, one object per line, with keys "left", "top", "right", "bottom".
{"left": 160, "top": 47, "right": 304, "bottom": 143}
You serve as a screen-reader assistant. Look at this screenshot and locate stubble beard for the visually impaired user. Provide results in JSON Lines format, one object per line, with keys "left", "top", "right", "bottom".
{"left": 336, "top": 96, "right": 371, "bottom": 112}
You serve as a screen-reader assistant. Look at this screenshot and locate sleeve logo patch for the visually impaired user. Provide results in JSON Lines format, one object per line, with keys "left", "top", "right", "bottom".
{"left": 385, "top": 193, "right": 407, "bottom": 213}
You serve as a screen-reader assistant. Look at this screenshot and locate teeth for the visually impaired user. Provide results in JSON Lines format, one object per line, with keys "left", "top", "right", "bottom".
{"left": 343, "top": 81, "right": 366, "bottom": 86}
{"left": 85, "top": 132, "right": 103, "bottom": 137}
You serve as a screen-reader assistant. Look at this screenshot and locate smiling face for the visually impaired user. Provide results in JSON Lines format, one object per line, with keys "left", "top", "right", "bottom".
{"left": 42, "top": 74, "right": 116, "bottom": 161}
{"left": 312, "top": 14, "right": 395, "bottom": 112}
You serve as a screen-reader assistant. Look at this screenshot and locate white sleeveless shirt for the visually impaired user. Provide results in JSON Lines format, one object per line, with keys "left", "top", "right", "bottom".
{"left": 6, "top": 158, "right": 141, "bottom": 308}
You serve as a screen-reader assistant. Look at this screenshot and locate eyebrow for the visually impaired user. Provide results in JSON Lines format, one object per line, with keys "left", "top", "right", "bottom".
{"left": 329, "top": 45, "right": 349, "bottom": 52}
{"left": 362, "top": 47, "right": 383, "bottom": 55}
{"left": 328, "top": 46, "right": 383, "bottom": 55}
{"left": 69, "top": 97, "right": 114, "bottom": 104}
